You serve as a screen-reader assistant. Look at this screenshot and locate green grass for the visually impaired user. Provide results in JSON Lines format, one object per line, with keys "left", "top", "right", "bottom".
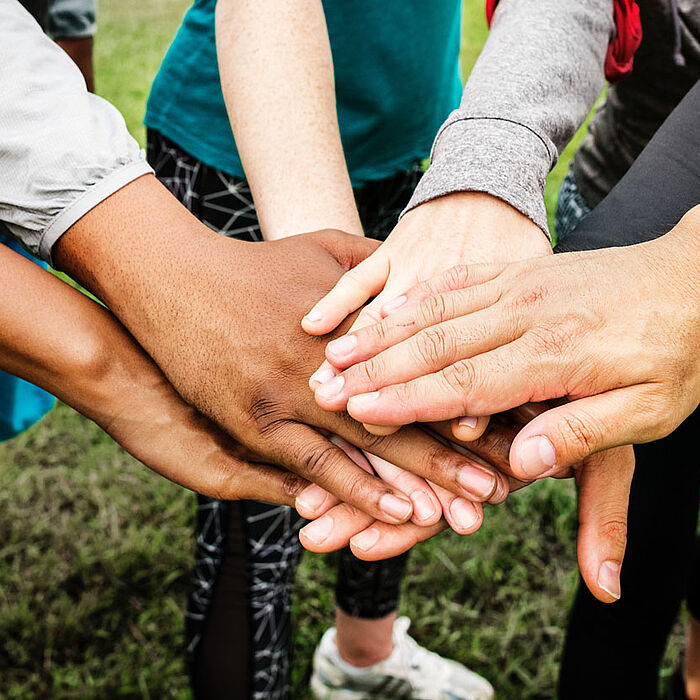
{"left": 0, "top": 2, "right": 684, "bottom": 698}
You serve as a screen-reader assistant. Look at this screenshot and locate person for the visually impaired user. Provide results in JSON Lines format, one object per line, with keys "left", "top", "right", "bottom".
{"left": 144, "top": 1, "right": 497, "bottom": 697}
{"left": 19, "top": 0, "right": 95, "bottom": 90}
{"left": 308, "top": 4, "right": 700, "bottom": 697}
{"left": 0, "top": 0, "right": 97, "bottom": 444}
{"left": 0, "top": 2, "right": 639, "bottom": 695}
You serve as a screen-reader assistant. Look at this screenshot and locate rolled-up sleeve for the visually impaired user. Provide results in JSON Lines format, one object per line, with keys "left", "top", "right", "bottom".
{"left": 48, "top": 0, "right": 97, "bottom": 39}
{"left": 0, "top": 1, "right": 153, "bottom": 263}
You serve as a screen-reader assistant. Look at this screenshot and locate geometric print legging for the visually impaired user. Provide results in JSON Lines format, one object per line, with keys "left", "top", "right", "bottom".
{"left": 147, "top": 129, "right": 423, "bottom": 700}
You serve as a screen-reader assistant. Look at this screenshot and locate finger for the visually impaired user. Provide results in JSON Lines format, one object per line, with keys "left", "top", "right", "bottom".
{"left": 431, "top": 419, "right": 515, "bottom": 475}
{"left": 508, "top": 387, "right": 655, "bottom": 480}
{"left": 362, "top": 423, "right": 401, "bottom": 435}
{"left": 262, "top": 422, "right": 414, "bottom": 524}
{"left": 343, "top": 340, "right": 543, "bottom": 426}
{"left": 364, "top": 452, "right": 442, "bottom": 526}
{"left": 350, "top": 520, "right": 448, "bottom": 560}
{"left": 196, "top": 457, "right": 311, "bottom": 505}
{"left": 450, "top": 414, "right": 490, "bottom": 443}
{"left": 428, "top": 480, "right": 485, "bottom": 535}
{"left": 379, "top": 262, "right": 506, "bottom": 317}
{"left": 299, "top": 502, "right": 375, "bottom": 553}
{"left": 323, "top": 283, "right": 502, "bottom": 370}
{"left": 295, "top": 433, "right": 371, "bottom": 518}
{"left": 316, "top": 308, "right": 516, "bottom": 412}
{"left": 575, "top": 446, "right": 633, "bottom": 603}
{"left": 336, "top": 420, "right": 502, "bottom": 503}
{"left": 301, "top": 251, "right": 390, "bottom": 335}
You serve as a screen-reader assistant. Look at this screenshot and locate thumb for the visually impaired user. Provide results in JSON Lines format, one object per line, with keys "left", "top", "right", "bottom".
{"left": 302, "top": 246, "right": 390, "bottom": 336}
{"left": 307, "top": 228, "right": 381, "bottom": 269}
{"left": 509, "top": 387, "right": 651, "bottom": 479}
{"left": 575, "top": 445, "right": 633, "bottom": 603}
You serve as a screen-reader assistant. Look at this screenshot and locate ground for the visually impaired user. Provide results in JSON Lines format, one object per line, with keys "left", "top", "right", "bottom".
{"left": 0, "top": 1, "right": 685, "bottom": 698}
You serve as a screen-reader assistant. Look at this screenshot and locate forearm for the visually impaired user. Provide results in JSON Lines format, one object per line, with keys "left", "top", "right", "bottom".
{"left": 406, "top": 0, "right": 614, "bottom": 237}
{"left": 215, "top": 0, "right": 362, "bottom": 239}
{"left": 0, "top": 244, "right": 151, "bottom": 426}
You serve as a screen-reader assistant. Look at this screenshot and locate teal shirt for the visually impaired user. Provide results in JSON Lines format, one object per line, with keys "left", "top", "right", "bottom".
{"left": 145, "top": 0, "right": 462, "bottom": 186}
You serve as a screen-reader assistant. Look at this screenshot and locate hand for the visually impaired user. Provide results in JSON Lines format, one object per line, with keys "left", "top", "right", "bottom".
{"left": 300, "top": 442, "right": 634, "bottom": 605}
{"left": 0, "top": 242, "right": 308, "bottom": 503}
{"left": 303, "top": 192, "right": 551, "bottom": 433}
{"left": 55, "top": 36, "right": 95, "bottom": 92}
{"left": 311, "top": 212, "right": 700, "bottom": 477}
{"left": 53, "top": 175, "right": 508, "bottom": 523}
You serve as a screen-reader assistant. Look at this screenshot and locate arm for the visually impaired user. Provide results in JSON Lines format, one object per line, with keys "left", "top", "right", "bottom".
{"left": 215, "top": 0, "right": 362, "bottom": 239}
{"left": 302, "top": 0, "right": 613, "bottom": 387}
{"left": 49, "top": 0, "right": 96, "bottom": 91}
{"left": 1, "top": 1, "right": 507, "bottom": 523}
{"left": 0, "top": 243, "right": 309, "bottom": 503}
{"left": 312, "top": 80, "right": 700, "bottom": 473}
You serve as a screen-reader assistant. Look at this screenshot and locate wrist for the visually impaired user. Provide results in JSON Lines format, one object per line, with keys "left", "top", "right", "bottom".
{"left": 407, "top": 191, "right": 552, "bottom": 260}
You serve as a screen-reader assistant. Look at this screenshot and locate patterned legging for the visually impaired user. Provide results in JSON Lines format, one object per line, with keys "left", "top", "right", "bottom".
{"left": 147, "top": 130, "right": 423, "bottom": 700}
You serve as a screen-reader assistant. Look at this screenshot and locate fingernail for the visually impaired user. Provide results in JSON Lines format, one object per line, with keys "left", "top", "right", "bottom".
{"left": 347, "top": 392, "right": 380, "bottom": 411}
{"left": 301, "top": 516, "right": 333, "bottom": 545}
{"left": 450, "top": 498, "right": 479, "bottom": 532}
{"left": 519, "top": 435, "right": 557, "bottom": 478}
{"left": 457, "top": 465, "right": 496, "bottom": 500}
{"left": 304, "top": 309, "right": 323, "bottom": 323}
{"left": 382, "top": 295, "right": 407, "bottom": 315}
{"left": 327, "top": 335, "right": 357, "bottom": 358}
{"left": 309, "top": 367, "right": 336, "bottom": 387}
{"left": 296, "top": 485, "right": 329, "bottom": 513}
{"left": 598, "top": 560, "right": 621, "bottom": 600}
{"left": 316, "top": 375, "right": 345, "bottom": 400}
{"left": 379, "top": 493, "right": 413, "bottom": 522}
{"left": 458, "top": 416, "right": 479, "bottom": 430}
{"left": 351, "top": 527, "right": 380, "bottom": 552}
{"left": 410, "top": 490, "right": 437, "bottom": 522}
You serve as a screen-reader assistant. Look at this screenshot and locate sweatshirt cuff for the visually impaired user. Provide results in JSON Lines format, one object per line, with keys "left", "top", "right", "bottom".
{"left": 403, "top": 116, "right": 556, "bottom": 239}
{"left": 41, "top": 159, "right": 154, "bottom": 265}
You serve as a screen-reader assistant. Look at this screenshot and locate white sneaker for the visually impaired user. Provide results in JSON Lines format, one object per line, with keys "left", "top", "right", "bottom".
{"left": 309, "top": 616, "right": 495, "bottom": 700}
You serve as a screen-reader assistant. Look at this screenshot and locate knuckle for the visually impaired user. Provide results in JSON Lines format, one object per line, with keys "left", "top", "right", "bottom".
{"left": 299, "top": 443, "right": 339, "bottom": 480}
{"left": 524, "top": 322, "right": 575, "bottom": 359}
{"left": 558, "top": 412, "right": 599, "bottom": 457}
{"left": 355, "top": 356, "right": 386, "bottom": 387}
{"left": 413, "top": 326, "right": 450, "bottom": 368}
{"left": 281, "top": 471, "right": 308, "bottom": 500}
{"left": 443, "top": 265, "right": 471, "bottom": 290}
{"left": 598, "top": 517, "right": 628, "bottom": 550}
{"left": 441, "top": 360, "right": 477, "bottom": 404}
{"left": 418, "top": 293, "right": 449, "bottom": 326}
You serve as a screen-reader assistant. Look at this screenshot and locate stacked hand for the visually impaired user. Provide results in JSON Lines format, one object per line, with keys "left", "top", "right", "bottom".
{"left": 53, "top": 175, "right": 512, "bottom": 535}
{"left": 298, "top": 192, "right": 639, "bottom": 602}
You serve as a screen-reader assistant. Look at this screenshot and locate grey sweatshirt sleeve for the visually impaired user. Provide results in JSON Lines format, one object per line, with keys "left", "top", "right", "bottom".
{"left": 404, "top": 0, "right": 615, "bottom": 238}
{"left": 48, "top": 0, "right": 96, "bottom": 39}
{"left": 0, "top": 1, "right": 152, "bottom": 263}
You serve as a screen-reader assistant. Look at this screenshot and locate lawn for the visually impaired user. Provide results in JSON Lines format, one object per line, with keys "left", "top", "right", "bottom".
{"left": 0, "top": 2, "right": 684, "bottom": 698}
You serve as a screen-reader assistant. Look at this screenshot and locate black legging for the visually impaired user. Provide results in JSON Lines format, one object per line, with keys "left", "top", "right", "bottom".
{"left": 557, "top": 80, "right": 700, "bottom": 699}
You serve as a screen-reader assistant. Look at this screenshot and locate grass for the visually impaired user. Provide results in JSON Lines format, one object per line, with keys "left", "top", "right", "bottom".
{"left": 0, "top": 2, "right": 684, "bottom": 698}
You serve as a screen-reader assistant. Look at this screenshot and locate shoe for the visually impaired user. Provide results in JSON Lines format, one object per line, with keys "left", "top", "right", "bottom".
{"left": 663, "top": 664, "right": 690, "bottom": 700}
{"left": 310, "top": 616, "right": 495, "bottom": 700}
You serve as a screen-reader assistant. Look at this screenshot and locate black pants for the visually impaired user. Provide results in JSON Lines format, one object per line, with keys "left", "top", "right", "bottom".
{"left": 147, "top": 130, "right": 421, "bottom": 700}
{"left": 557, "top": 80, "right": 700, "bottom": 699}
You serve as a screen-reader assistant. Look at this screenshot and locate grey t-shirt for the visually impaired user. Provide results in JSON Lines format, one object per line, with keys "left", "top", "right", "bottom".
{"left": 574, "top": 0, "right": 700, "bottom": 208}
